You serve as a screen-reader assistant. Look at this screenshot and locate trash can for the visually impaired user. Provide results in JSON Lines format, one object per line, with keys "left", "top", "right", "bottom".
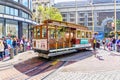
{"left": 10, "top": 48, "right": 14, "bottom": 59}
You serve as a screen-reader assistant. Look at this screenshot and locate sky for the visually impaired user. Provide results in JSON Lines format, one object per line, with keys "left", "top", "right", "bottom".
{"left": 54, "top": 0, "right": 87, "bottom": 3}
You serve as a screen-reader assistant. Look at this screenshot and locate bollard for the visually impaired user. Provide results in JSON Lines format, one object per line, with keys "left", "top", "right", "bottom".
{"left": 10, "top": 48, "right": 14, "bottom": 59}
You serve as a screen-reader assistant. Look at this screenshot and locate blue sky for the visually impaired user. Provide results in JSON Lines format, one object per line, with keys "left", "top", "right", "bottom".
{"left": 54, "top": 0, "right": 87, "bottom": 3}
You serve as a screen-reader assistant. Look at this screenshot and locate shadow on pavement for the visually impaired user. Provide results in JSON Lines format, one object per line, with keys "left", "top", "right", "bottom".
{"left": 13, "top": 50, "right": 93, "bottom": 77}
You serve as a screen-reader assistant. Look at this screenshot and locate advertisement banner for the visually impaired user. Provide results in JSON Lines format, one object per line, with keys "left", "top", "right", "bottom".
{"left": 36, "top": 39, "right": 47, "bottom": 50}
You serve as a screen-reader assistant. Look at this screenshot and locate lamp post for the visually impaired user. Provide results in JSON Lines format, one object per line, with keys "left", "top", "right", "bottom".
{"left": 90, "top": 0, "right": 95, "bottom": 37}
{"left": 114, "top": 0, "right": 117, "bottom": 39}
{"left": 91, "top": 0, "right": 94, "bottom": 32}
{"left": 75, "top": 0, "right": 77, "bottom": 24}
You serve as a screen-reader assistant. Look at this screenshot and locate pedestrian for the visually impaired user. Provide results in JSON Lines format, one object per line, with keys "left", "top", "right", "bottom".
{"left": 3, "top": 37, "right": 9, "bottom": 58}
{"left": 92, "top": 37, "right": 97, "bottom": 57}
{"left": 102, "top": 38, "right": 106, "bottom": 50}
{"left": 27, "top": 40, "right": 30, "bottom": 50}
{"left": 20, "top": 38, "right": 24, "bottom": 52}
{"left": 116, "top": 37, "right": 120, "bottom": 52}
{"left": 0, "top": 39, "right": 4, "bottom": 60}
{"left": 93, "top": 37, "right": 96, "bottom": 51}
{"left": 96, "top": 40, "right": 100, "bottom": 49}
{"left": 12, "top": 37, "right": 17, "bottom": 55}
{"left": 112, "top": 37, "right": 116, "bottom": 51}
{"left": 105, "top": 38, "right": 110, "bottom": 49}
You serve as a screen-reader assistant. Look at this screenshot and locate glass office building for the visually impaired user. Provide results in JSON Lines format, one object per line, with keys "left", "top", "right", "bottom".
{"left": 0, "top": 0, "right": 37, "bottom": 39}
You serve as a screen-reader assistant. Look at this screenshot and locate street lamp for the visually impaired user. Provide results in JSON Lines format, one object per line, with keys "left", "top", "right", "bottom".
{"left": 114, "top": 0, "right": 117, "bottom": 39}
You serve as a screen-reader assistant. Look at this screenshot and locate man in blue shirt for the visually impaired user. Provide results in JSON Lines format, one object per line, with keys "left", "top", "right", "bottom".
{"left": 6, "top": 37, "right": 13, "bottom": 49}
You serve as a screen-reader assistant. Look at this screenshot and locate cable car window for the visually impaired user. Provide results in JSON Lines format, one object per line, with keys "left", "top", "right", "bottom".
{"left": 34, "top": 27, "right": 37, "bottom": 39}
{"left": 50, "top": 29, "right": 55, "bottom": 39}
{"left": 77, "top": 31, "right": 80, "bottom": 38}
{"left": 86, "top": 32, "right": 88, "bottom": 38}
{"left": 42, "top": 26, "right": 47, "bottom": 38}
{"left": 90, "top": 32, "right": 92, "bottom": 38}
{"left": 81, "top": 31, "right": 85, "bottom": 38}
{"left": 37, "top": 28, "right": 40, "bottom": 39}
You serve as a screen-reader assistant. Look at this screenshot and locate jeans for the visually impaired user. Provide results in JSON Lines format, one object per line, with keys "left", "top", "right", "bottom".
{"left": 112, "top": 43, "right": 116, "bottom": 51}
{"left": 0, "top": 52, "right": 4, "bottom": 59}
{"left": 4, "top": 49, "right": 9, "bottom": 56}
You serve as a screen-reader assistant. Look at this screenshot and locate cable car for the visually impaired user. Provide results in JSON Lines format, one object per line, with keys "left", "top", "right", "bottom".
{"left": 32, "top": 19, "right": 93, "bottom": 58}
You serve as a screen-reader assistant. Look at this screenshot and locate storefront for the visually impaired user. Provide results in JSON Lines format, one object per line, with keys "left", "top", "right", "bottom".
{"left": 0, "top": 0, "right": 38, "bottom": 39}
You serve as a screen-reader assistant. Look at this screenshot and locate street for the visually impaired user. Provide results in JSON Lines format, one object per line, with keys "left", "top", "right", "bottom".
{"left": 0, "top": 49, "right": 120, "bottom": 80}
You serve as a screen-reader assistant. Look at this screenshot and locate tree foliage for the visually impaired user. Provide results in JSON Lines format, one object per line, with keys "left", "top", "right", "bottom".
{"left": 38, "top": 6, "right": 63, "bottom": 21}
{"left": 117, "top": 20, "right": 120, "bottom": 25}
{"left": 117, "top": 20, "right": 120, "bottom": 30}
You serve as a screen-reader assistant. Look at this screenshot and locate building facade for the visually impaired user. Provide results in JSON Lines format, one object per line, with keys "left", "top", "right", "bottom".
{"left": 0, "top": 0, "right": 37, "bottom": 39}
{"left": 32, "top": 0, "right": 54, "bottom": 23}
{"left": 54, "top": 0, "right": 120, "bottom": 39}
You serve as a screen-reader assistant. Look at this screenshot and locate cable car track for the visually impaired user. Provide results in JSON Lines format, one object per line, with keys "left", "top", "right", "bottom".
{"left": 9, "top": 59, "right": 67, "bottom": 80}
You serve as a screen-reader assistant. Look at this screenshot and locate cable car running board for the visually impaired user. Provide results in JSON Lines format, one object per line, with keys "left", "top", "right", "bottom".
{"left": 48, "top": 49, "right": 77, "bottom": 57}
{"left": 49, "top": 47, "right": 76, "bottom": 53}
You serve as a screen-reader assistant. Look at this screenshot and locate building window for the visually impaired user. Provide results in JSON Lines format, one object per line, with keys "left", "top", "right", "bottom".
{"left": 88, "top": 18, "right": 92, "bottom": 21}
{"left": 70, "top": 18, "right": 75, "bottom": 22}
{"left": 5, "top": 6, "right": 10, "bottom": 14}
{"left": 88, "top": 23, "right": 92, "bottom": 26}
{"left": 62, "top": 14, "right": 67, "bottom": 17}
{"left": 70, "top": 13, "right": 75, "bottom": 17}
{"left": 0, "top": 19, "right": 4, "bottom": 38}
{"left": 23, "top": 23, "right": 28, "bottom": 39}
{"left": 79, "top": 18, "right": 85, "bottom": 21}
{"left": 6, "top": 20, "right": 18, "bottom": 37}
{"left": 88, "top": 13, "right": 92, "bottom": 16}
{"left": 22, "top": 11, "right": 29, "bottom": 19}
{"left": 29, "top": 15, "right": 32, "bottom": 19}
{"left": 79, "top": 13, "right": 84, "bottom": 17}
{"left": 78, "top": 23, "right": 84, "bottom": 26}
{"left": 29, "top": 0, "right": 32, "bottom": 11}
{"left": 10, "top": 8, "right": 14, "bottom": 15}
{"left": 15, "top": 9, "right": 18, "bottom": 16}
{"left": 21, "top": 0, "right": 29, "bottom": 8}
{"left": 13, "top": 0, "right": 18, "bottom": 2}
{"left": 0, "top": 5, "right": 5, "bottom": 13}
{"left": 63, "top": 19, "right": 67, "bottom": 21}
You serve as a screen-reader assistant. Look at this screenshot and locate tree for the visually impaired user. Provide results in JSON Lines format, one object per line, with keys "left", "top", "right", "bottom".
{"left": 38, "top": 6, "right": 63, "bottom": 21}
{"left": 117, "top": 20, "right": 120, "bottom": 30}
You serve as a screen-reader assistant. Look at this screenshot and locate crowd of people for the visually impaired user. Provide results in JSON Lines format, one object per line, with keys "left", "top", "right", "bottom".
{"left": 0, "top": 36, "right": 32, "bottom": 60}
{"left": 102, "top": 37, "right": 120, "bottom": 52}
{"left": 92, "top": 37, "right": 120, "bottom": 52}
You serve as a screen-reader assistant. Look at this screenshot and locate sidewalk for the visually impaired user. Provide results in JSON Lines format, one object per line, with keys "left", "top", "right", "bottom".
{"left": 44, "top": 49, "right": 120, "bottom": 80}
{"left": 0, "top": 50, "right": 38, "bottom": 66}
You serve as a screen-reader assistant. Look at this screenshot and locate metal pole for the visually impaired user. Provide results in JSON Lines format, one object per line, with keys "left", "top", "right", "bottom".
{"left": 114, "top": 0, "right": 117, "bottom": 39}
{"left": 75, "top": 0, "right": 77, "bottom": 24}
{"left": 91, "top": 0, "right": 94, "bottom": 32}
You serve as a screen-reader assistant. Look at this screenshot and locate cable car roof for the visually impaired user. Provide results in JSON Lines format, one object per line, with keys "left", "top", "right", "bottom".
{"left": 38, "top": 19, "right": 89, "bottom": 30}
